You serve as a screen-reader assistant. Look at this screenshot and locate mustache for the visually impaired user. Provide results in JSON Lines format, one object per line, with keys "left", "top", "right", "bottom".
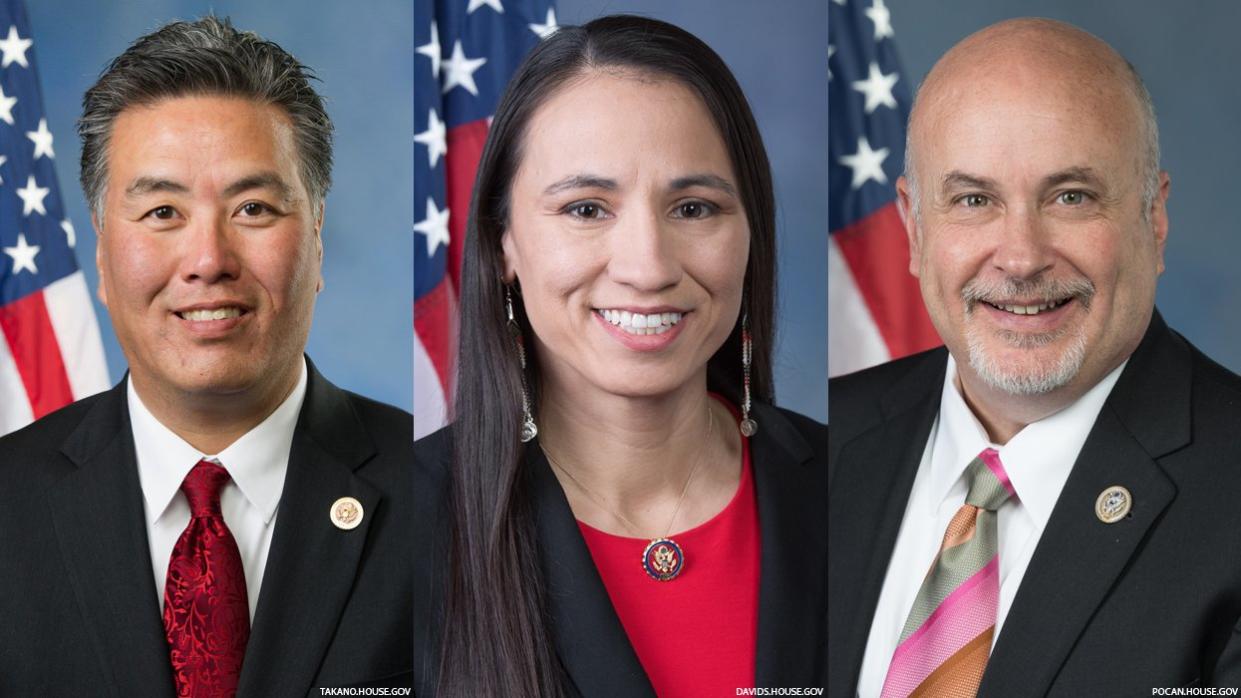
{"left": 962, "top": 276, "right": 1096, "bottom": 311}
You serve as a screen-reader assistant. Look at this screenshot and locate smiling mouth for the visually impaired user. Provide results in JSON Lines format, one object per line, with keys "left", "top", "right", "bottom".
{"left": 176, "top": 307, "right": 246, "bottom": 321}
{"left": 596, "top": 309, "right": 685, "bottom": 335}
{"left": 982, "top": 298, "right": 1071, "bottom": 316}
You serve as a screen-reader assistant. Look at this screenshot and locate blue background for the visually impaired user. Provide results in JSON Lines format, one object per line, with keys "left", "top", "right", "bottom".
{"left": 557, "top": 0, "right": 829, "bottom": 422}
{"left": 886, "top": 0, "right": 1241, "bottom": 374}
{"left": 29, "top": 0, "right": 413, "bottom": 409}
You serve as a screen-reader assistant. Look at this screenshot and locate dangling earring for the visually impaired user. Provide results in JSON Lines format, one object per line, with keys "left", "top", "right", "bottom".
{"left": 507, "top": 285, "right": 538, "bottom": 442}
{"left": 740, "top": 312, "right": 757, "bottom": 437}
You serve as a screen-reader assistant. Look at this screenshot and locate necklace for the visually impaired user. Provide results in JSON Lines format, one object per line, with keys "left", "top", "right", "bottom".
{"left": 544, "top": 406, "right": 717, "bottom": 582}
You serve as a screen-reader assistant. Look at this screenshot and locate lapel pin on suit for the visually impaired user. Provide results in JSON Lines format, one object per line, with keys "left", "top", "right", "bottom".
{"left": 1095, "top": 486, "right": 1132, "bottom": 523}
{"left": 331, "top": 496, "right": 364, "bottom": 530}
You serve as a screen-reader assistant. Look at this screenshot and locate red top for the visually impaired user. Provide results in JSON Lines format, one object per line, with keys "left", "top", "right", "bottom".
{"left": 577, "top": 411, "right": 761, "bottom": 697}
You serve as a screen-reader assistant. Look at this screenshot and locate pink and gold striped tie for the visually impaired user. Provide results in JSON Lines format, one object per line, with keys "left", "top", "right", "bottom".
{"left": 880, "top": 448, "right": 1015, "bottom": 698}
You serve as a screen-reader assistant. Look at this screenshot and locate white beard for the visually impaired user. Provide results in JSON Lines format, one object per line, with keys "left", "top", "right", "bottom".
{"left": 964, "top": 322, "right": 1088, "bottom": 395}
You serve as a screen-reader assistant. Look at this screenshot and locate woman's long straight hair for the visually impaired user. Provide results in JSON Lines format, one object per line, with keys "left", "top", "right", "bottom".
{"left": 440, "top": 15, "right": 777, "bottom": 696}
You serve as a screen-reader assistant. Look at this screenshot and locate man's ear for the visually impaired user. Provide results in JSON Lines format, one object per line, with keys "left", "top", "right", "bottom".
{"left": 1150, "top": 171, "right": 1170, "bottom": 275}
{"left": 314, "top": 201, "right": 325, "bottom": 292}
{"left": 896, "top": 175, "right": 922, "bottom": 278}
{"left": 92, "top": 211, "right": 108, "bottom": 307}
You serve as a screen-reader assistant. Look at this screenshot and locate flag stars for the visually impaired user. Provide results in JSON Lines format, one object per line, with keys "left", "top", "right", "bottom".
{"left": 61, "top": 219, "right": 75, "bottom": 248}
{"left": 828, "top": 45, "right": 836, "bottom": 81}
{"left": 441, "top": 40, "right": 487, "bottom": 96}
{"left": 852, "top": 62, "right": 899, "bottom": 113}
{"left": 17, "top": 174, "right": 48, "bottom": 216}
{"left": 839, "top": 136, "right": 890, "bottom": 190}
{"left": 415, "top": 109, "right": 447, "bottom": 168}
{"left": 467, "top": 0, "right": 504, "bottom": 13}
{"left": 0, "top": 83, "right": 16, "bottom": 126}
{"left": 0, "top": 155, "right": 8, "bottom": 185}
{"left": 415, "top": 198, "right": 451, "bottom": 257}
{"left": 529, "top": 8, "right": 559, "bottom": 39}
{"left": 26, "top": 118, "right": 53, "bottom": 159}
{"left": 417, "top": 20, "right": 441, "bottom": 77}
{"left": 0, "top": 25, "right": 31, "bottom": 68}
{"left": 3, "top": 232, "right": 39, "bottom": 275}
{"left": 866, "top": 0, "right": 895, "bottom": 41}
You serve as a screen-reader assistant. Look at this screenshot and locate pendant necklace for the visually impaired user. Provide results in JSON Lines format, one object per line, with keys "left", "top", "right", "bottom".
{"left": 545, "top": 406, "right": 717, "bottom": 582}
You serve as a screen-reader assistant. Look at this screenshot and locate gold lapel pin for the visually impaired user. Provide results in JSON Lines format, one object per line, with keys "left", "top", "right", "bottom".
{"left": 330, "top": 496, "right": 364, "bottom": 530}
{"left": 1095, "top": 485, "right": 1132, "bottom": 524}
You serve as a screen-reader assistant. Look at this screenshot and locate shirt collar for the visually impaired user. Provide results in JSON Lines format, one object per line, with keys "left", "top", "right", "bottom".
{"left": 129, "top": 359, "right": 309, "bottom": 526}
{"left": 929, "top": 354, "right": 1127, "bottom": 525}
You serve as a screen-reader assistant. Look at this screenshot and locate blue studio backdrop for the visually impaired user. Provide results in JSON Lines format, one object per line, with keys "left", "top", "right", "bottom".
{"left": 557, "top": 0, "right": 829, "bottom": 422}
{"left": 887, "top": 0, "right": 1241, "bottom": 375}
{"left": 29, "top": 0, "right": 413, "bottom": 410}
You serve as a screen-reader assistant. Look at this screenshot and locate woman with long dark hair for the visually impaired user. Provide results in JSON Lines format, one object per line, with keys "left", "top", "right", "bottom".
{"left": 414, "top": 15, "right": 827, "bottom": 697}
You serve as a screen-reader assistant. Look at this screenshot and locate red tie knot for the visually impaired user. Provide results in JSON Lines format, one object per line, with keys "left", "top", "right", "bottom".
{"left": 182, "top": 459, "right": 231, "bottom": 518}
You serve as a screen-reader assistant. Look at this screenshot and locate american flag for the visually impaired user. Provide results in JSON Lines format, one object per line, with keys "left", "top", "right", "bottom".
{"left": 0, "top": 0, "right": 108, "bottom": 436}
{"left": 828, "top": 0, "right": 939, "bottom": 376}
{"left": 414, "top": 0, "right": 556, "bottom": 438}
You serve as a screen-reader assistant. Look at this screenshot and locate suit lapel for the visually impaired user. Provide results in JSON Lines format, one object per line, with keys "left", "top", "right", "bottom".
{"left": 750, "top": 403, "right": 826, "bottom": 687}
{"left": 980, "top": 314, "right": 1187, "bottom": 696}
{"left": 236, "top": 363, "right": 381, "bottom": 698}
{"left": 827, "top": 351, "right": 946, "bottom": 697}
{"left": 51, "top": 381, "right": 176, "bottom": 698}
{"left": 528, "top": 446, "right": 657, "bottom": 698}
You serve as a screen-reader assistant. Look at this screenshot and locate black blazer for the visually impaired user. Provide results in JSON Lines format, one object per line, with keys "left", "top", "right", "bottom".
{"left": 828, "top": 311, "right": 1241, "bottom": 696}
{"left": 413, "top": 402, "right": 827, "bottom": 696}
{"left": 0, "top": 360, "right": 413, "bottom": 696}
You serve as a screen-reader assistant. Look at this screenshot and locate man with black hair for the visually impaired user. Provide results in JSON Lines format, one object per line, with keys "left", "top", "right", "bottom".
{"left": 0, "top": 17, "right": 411, "bottom": 695}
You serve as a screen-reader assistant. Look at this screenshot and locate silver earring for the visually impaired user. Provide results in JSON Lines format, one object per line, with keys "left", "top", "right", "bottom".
{"left": 740, "top": 312, "right": 757, "bottom": 437}
{"left": 507, "top": 285, "right": 538, "bottom": 443}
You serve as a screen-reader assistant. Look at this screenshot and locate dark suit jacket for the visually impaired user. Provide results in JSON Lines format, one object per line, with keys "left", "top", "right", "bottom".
{"left": 413, "top": 402, "right": 827, "bottom": 696}
{"left": 0, "top": 360, "right": 413, "bottom": 696}
{"left": 828, "top": 311, "right": 1241, "bottom": 696}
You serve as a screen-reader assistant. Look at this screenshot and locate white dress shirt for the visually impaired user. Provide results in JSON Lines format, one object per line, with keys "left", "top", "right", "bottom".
{"left": 856, "top": 354, "right": 1126, "bottom": 697}
{"left": 128, "top": 359, "right": 307, "bottom": 621}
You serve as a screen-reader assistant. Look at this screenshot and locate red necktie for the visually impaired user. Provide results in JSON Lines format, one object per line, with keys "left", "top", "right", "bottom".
{"left": 163, "top": 459, "right": 250, "bottom": 697}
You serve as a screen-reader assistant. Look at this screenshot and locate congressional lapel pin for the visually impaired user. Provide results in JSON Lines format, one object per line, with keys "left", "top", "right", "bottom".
{"left": 1095, "top": 485, "right": 1132, "bottom": 524}
{"left": 330, "top": 496, "right": 364, "bottom": 530}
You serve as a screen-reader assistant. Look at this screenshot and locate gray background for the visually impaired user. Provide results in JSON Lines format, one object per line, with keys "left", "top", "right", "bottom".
{"left": 557, "top": 0, "right": 829, "bottom": 422}
{"left": 888, "top": 0, "right": 1241, "bottom": 373}
{"left": 30, "top": 0, "right": 413, "bottom": 410}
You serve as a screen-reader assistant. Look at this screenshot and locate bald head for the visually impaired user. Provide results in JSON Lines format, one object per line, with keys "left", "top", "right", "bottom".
{"left": 904, "top": 18, "right": 1159, "bottom": 219}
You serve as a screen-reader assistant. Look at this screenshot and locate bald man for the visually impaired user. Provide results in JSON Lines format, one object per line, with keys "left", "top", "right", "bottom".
{"left": 829, "top": 18, "right": 1241, "bottom": 697}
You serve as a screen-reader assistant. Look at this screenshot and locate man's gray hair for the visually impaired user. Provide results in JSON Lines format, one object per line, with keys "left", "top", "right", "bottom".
{"left": 904, "top": 59, "right": 1161, "bottom": 222}
{"left": 78, "top": 15, "right": 333, "bottom": 219}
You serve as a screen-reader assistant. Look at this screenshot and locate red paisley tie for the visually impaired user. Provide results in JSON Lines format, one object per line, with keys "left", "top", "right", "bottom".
{"left": 163, "top": 459, "right": 250, "bottom": 697}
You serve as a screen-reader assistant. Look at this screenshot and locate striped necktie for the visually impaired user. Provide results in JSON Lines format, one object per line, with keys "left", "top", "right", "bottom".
{"left": 880, "top": 448, "right": 1015, "bottom": 698}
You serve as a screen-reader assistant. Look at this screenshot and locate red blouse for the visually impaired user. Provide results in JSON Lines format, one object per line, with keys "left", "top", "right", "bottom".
{"left": 577, "top": 415, "right": 761, "bottom": 697}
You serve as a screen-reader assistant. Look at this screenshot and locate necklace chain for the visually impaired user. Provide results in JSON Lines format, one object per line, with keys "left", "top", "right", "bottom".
{"left": 544, "top": 406, "right": 717, "bottom": 540}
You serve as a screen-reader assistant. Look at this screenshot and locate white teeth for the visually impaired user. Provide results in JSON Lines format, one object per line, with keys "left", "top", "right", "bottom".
{"left": 181, "top": 307, "right": 241, "bottom": 321}
{"left": 993, "top": 299, "right": 1066, "bottom": 316}
{"left": 598, "top": 309, "right": 684, "bottom": 335}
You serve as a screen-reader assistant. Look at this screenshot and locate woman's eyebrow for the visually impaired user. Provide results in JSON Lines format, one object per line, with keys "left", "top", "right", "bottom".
{"left": 543, "top": 173, "right": 617, "bottom": 196}
{"left": 668, "top": 173, "right": 737, "bottom": 196}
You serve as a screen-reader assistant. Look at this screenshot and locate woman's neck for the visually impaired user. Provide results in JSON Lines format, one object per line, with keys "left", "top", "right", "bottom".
{"left": 536, "top": 373, "right": 741, "bottom": 537}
